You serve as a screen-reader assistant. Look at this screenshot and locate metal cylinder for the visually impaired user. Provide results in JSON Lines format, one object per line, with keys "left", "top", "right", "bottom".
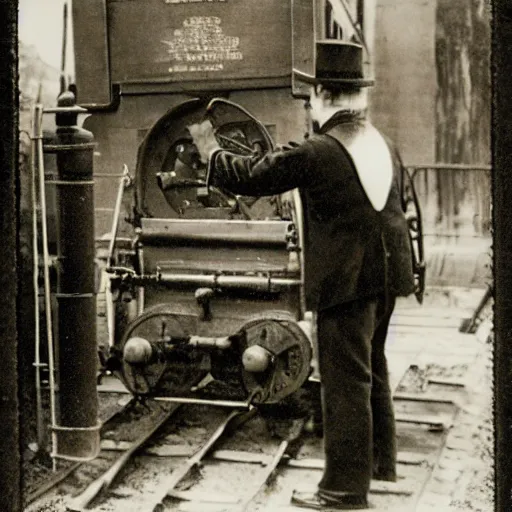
{"left": 157, "top": 271, "right": 301, "bottom": 291}
{"left": 49, "top": 91, "right": 100, "bottom": 460}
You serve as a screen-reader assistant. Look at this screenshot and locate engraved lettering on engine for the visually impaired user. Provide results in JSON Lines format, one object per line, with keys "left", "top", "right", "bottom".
{"left": 162, "top": 16, "right": 243, "bottom": 73}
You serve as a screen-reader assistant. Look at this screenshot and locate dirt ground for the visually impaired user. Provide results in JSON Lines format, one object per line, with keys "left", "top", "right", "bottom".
{"left": 23, "top": 287, "right": 494, "bottom": 511}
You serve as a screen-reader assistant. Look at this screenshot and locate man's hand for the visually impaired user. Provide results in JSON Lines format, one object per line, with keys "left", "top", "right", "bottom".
{"left": 188, "top": 120, "right": 221, "bottom": 164}
{"left": 276, "top": 141, "right": 301, "bottom": 152}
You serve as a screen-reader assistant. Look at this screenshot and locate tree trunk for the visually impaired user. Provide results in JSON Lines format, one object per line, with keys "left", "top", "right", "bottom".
{"left": 435, "top": 0, "right": 491, "bottom": 234}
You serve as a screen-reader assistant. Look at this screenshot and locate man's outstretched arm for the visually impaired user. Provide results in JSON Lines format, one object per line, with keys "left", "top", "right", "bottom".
{"left": 206, "top": 146, "right": 314, "bottom": 197}
{"left": 188, "top": 118, "right": 314, "bottom": 197}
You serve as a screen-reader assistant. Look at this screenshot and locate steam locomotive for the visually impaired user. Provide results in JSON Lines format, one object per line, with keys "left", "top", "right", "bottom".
{"left": 68, "top": 0, "right": 423, "bottom": 407}
{"left": 102, "top": 97, "right": 314, "bottom": 406}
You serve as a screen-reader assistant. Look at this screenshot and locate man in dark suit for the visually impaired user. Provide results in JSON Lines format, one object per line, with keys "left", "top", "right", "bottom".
{"left": 191, "top": 40, "right": 416, "bottom": 510}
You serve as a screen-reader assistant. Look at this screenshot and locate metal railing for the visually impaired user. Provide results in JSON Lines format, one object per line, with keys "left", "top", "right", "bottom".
{"left": 406, "top": 163, "right": 492, "bottom": 239}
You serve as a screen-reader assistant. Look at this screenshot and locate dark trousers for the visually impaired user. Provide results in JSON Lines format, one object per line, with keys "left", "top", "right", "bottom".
{"left": 317, "top": 295, "right": 397, "bottom": 495}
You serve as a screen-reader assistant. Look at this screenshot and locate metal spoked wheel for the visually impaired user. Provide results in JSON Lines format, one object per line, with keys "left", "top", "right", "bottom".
{"left": 116, "top": 304, "right": 208, "bottom": 397}
{"left": 237, "top": 311, "right": 313, "bottom": 405}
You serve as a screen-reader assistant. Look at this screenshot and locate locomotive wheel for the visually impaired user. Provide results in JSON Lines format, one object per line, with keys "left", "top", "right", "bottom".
{"left": 116, "top": 304, "right": 207, "bottom": 396}
{"left": 236, "top": 311, "right": 313, "bottom": 405}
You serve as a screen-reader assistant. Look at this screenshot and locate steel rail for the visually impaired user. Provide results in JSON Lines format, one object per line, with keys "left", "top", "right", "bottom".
{"left": 154, "top": 396, "right": 253, "bottom": 408}
{"left": 150, "top": 408, "right": 255, "bottom": 512}
{"left": 146, "top": 416, "right": 306, "bottom": 511}
{"left": 24, "top": 397, "right": 137, "bottom": 507}
{"left": 66, "top": 402, "right": 181, "bottom": 512}
{"left": 234, "top": 417, "right": 306, "bottom": 512}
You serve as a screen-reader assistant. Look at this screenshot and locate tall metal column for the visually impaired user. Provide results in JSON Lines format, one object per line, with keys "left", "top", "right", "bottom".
{"left": 46, "top": 91, "right": 100, "bottom": 460}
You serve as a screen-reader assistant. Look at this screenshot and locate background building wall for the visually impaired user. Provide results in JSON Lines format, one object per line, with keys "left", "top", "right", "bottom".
{"left": 434, "top": 0, "right": 491, "bottom": 234}
{"left": 18, "top": 0, "right": 492, "bottom": 290}
{"left": 370, "top": 0, "right": 491, "bottom": 288}
{"left": 370, "top": 0, "right": 437, "bottom": 165}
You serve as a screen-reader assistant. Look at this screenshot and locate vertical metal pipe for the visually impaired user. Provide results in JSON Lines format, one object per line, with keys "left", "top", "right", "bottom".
{"left": 48, "top": 92, "right": 100, "bottom": 461}
{"left": 104, "top": 166, "right": 131, "bottom": 348}
{"left": 30, "top": 106, "right": 46, "bottom": 453}
{"left": 34, "top": 104, "right": 59, "bottom": 470}
{"left": 60, "top": 1, "right": 68, "bottom": 95}
{"left": 107, "top": 164, "right": 130, "bottom": 269}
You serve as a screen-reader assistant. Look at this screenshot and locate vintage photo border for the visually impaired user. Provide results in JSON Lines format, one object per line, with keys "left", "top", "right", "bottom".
{"left": 0, "top": 0, "right": 21, "bottom": 510}
{"left": 491, "top": 1, "right": 511, "bottom": 510}
{"left": 0, "top": 1, "right": 510, "bottom": 510}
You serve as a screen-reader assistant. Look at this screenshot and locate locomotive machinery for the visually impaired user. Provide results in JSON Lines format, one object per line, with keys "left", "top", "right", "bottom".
{"left": 73, "top": 0, "right": 359, "bottom": 409}
{"left": 104, "top": 98, "right": 314, "bottom": 406}
{"left": 71, "top": 0, "right": 424, "bottom": 407}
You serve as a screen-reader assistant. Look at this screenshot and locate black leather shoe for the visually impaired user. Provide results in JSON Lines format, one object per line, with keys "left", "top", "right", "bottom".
{"left": 291, "top": 490, "right": 369, "bottom": 510}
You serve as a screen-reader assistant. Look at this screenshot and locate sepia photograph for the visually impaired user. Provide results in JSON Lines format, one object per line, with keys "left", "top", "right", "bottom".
{"left": 1, "top": 0, "right": 502, "bottom": 510}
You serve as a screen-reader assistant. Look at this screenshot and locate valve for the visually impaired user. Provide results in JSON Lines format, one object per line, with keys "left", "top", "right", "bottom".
{"left": 195, "top": 287, "right": 214, "bottom": 321}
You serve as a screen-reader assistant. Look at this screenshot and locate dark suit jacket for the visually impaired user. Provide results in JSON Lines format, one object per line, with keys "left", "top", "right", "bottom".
{"left": 209, "top": 114, "right": 415, "bottom": 311}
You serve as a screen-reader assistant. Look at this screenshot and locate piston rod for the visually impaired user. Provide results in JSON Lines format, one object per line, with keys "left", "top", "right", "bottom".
{"left": 107, "top": 268, "right": 301, "bottom": 292}
{"left": 158, "top": 271, "right": 301, "bottom": 291}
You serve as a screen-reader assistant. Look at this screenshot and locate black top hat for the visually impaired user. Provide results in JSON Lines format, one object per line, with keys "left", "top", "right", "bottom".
{"left": 294, "top": 40, "right": 374, "bottom": 88}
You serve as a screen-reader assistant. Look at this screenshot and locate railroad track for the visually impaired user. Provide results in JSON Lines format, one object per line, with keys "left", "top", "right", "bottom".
{"left": 24, "top": 397, "right": 137, "bottom": 506}
{"left": 24, "top": 291, "right": 490, "bottom": 511}
{"left": 240, "top": 373, "right": 463, "bottom": 512}
{"left": 25, "top": 363, "right": 467, "bottom": 512}
{"left": 24, "top": 397, "right": 180, "bottom": 511}
{"left": 56, "top": 404, "right": 305, "bottom": 512}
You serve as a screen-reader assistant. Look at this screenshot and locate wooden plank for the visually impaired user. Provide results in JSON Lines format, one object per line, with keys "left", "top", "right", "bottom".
{"left": 97, "top": 375, "right": 130, "bottom": 392}
{"left": 97, "top": 378, "right": 130, "bottom": 394}
{"left": 145, "top": 445, "right": 196, "bottom": 457}
{"left": 393, "top": 392, "right": 454, "bottom": 405}
{"left": 370, "top": 481, "right": 413, "bottom": 496}
{"left": 388, "top": 325, "right": 473, "bottom": 337}
{"left": 167, "top": 489, "right": 240, "bottom": 504}
{"left": 428, "top": 377, "right": 466, "bottom": 387}
{"left": 395, "top": 413, "right": 449, "bottom": 430}
{"left": 211, "top": 449, "right": 270, "bottom": 465}
{"left": 392, "top": 307, "right": 472, "bottom": 318}
{"left": 393, "top": 398, "right": 455, "bottom": 416}
{"left": 100, "top": 440, "right": 132, "bottom": 451}
{"left": 285, "top": 451, "right": 427, "bottom": 470}
{"left": 103, "top": 444, "right": 426, "bottom": 467}
{"left": 397, "top": 451, "right": 430, "bottom": 465}
{"left": 178, "top": 502, "right": 241, "bottom": 512}
{"left": 390, "top": 315, "right": 461, "bottom": 328}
